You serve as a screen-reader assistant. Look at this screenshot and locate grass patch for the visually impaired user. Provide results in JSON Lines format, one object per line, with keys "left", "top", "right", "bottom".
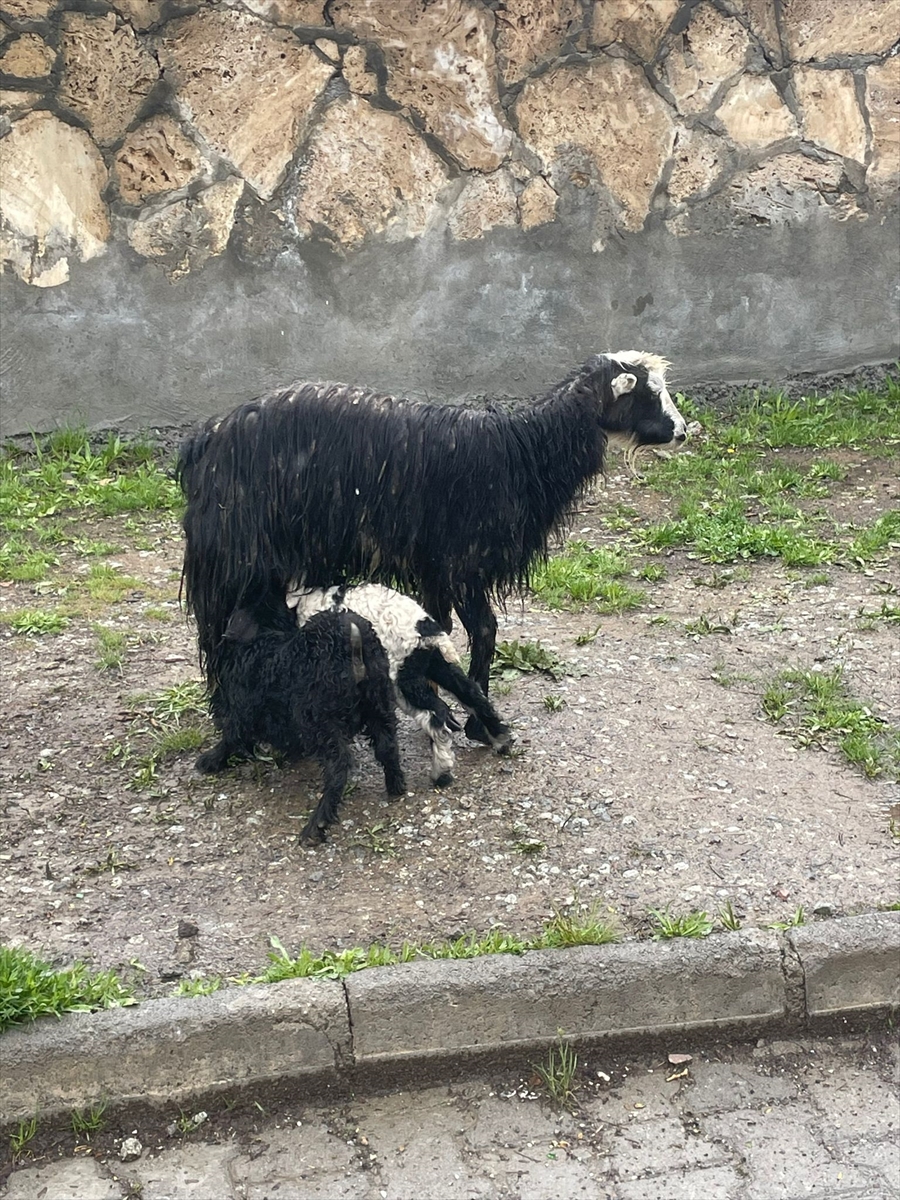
{"left": 634, "top": 374, "right": 898, "bottom": 566}
{"left": 0, "top": 539, "right": 58, "bottom": 582}
{"left": 93, "top": 624, "right": 127, "bottom": 671}
{"left": 10, "top": 1114, "right": 38, "bottom": 1162}
{"left": 71, "top": 1101, "right": 107, "bottom": 1141}
{"left": 648, "top": 908, "right": 714, "bottom": 939}
{"left": 761, "top": 665, "right": 900, "bottom": 779}
{"left": 5, "top": 608, "right": 69, "bottom": 635}
{"left": 531, "top": 541, "right": 644, "bottom": 612}
{"left": 0, "top": 428, "right": 180, "bottom": 527}
{"left": 532, "top": 1033, "right": 579, "bottom": 1110}
{"left": 257, "top": 912, "right": 623, "bottom": 985}
{"left": 0, "top": 944, "right": 135, "bottom": 1033}
{"left": 84, "top": 563, "right": 144, "bottom": 604}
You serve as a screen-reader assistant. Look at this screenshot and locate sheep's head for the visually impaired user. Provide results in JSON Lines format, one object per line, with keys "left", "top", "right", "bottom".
{"left": 600, "top": 351, "right": 687, "bottom": 473}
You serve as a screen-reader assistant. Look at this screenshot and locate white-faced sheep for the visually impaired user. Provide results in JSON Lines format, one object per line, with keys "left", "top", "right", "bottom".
{"left": 177, "top": 351, "right": 687, "bottom": 742}
{"left": 195, "top": 599, "right": 405, "bottom": 843}
{"left": 286, "top": 583, "right": 513, "bottom": 786}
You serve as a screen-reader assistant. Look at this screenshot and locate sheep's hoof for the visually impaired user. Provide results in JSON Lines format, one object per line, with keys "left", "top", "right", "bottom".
{"left": 432, "top": 771, "right": 454, "bottom": 789}
{"left": 385, "top": 776, "right": 407, "bottom": 799}
{"left": 464, "top": 715, "right": 492, "bottom": 746}
{"left": 195, "top": 748, "right": 226, "bottom": 774}
{"left": 299, "top": 821, "right": 327, "bottom": 845}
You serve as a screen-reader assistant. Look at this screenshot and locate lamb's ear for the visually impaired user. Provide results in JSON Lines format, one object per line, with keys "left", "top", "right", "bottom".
{"left": 224, "top": 609, "right": 259, "bottom": 642}
{"left": 611, "top": 372, "right": 637, "bottom": 397}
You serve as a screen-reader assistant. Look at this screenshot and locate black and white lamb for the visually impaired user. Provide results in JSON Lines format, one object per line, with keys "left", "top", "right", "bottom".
{"left": 177, "top": 351, "right": 687, "bottom": 742}
{"left": 286, "top": 583, "right": 513, "bottom": 787}
{"left": 195, "top": 599, "right": 405, "bottom": 843}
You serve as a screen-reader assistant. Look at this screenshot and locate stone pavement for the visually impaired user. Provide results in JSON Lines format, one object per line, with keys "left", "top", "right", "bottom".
{"left": 4, "top": 1030, "right": 898, "bottom": 1200}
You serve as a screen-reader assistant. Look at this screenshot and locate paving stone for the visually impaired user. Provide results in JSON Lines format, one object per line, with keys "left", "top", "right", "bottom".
{"left": 610, "top": 1165, "right": 746, "bottom": 1200}
{"left": 580, "top": 1065, "right": 684, "bottom": 1126}
{"left": 463, "top": 1093, "right": 569, "bottom": 1150}
{"left": 682, "top": 1060, "right": 799, "bottom": 1114}
{"left": 121, "top": 1142, "right": 238, "bottom": 1200}
{"left": 808, "top": 1071, "right": 900, "bottom": 1141}
{"left": 230, "top": 1123, "right": 362, "bottom": 1197}
{"left": 607, "top": 1115, "right": 728, "bottom": 1180}
{"left": 837, "top": 1137, "right": 900, "bottom": 1192}
{"left": 2, "top": 1158, "right": 123, "bottom": 1200}
{"left": 476, "top": 1147, "right": 603, "bottom": 1199}
{"left": 704, "top": 1107, "right": 873, "bottom": 1199}
{"left": 373, "top": 1129, "right": 493, "bottom": 1200}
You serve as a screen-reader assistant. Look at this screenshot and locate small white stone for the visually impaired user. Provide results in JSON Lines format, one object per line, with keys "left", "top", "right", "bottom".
{"left": 119, "top": 1136, "right": 142, "bottom": 1161}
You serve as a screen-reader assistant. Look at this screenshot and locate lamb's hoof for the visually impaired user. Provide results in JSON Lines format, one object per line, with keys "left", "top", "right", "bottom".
{"left": 494, "top": 726, "right": 515, "bottom": 755}
{"left": 464, "top": 715, "right": 492, "bottom": 746}
{"left": 432, "top": 771, "right": 454, "bottom": 789}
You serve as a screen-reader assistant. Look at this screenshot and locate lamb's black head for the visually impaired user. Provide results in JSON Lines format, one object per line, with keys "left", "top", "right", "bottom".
{"left": 595, "top": 352, "right": 687, "bottom": 460}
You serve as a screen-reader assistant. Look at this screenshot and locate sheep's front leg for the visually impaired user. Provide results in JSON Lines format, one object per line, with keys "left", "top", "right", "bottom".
{"left": 396, "top": 683, "right": 457, "bottom": 787}
{"left": 300, "top": 738, "right": 353, "bottom": 844}
{"left": 454, "top": 586, "right": 497, "bottom": 744}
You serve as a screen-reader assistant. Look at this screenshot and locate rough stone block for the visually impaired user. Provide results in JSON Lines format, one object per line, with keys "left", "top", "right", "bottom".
{"left": 0, "top": 978, "right": 349, "bottom": 1122}
{"left": 345, "top": 932, "right": 786, "bottom": 1063}
{"left": 789, "top": 911, "right": 900, "bottom": 1017}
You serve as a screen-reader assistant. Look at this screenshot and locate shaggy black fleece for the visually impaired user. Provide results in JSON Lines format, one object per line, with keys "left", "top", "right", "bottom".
{"left": 196, "top": 604, "right": 405, "bottom": 843}
{"left": 177, "top": 354, "right": 678, "bottom": 738}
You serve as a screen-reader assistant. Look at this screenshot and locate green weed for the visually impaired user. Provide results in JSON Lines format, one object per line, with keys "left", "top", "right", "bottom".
{"left": 719, "top": 901, "right": 742, "bottom": 931}
{"left": 0, "top": 944, "right": 135, "bottom": 1032}
{"left": 761, "top": 665, "right": 899, "bottom": 779}
{"left": 492, "top": 639, "right": 564, "bottom": 678}
{"left": 532, "top": 1033, "right": 580, "bottom": 1110}
{"left": 768, "top": 905, "right": 806, "bottom": 931}
{"left": 6, "top": 609, "right": 68, "bottom": 635}
{"left": 71, "top": 1100, "right": 107, "bottom": 1140}
{"left": 172, "top": 977, "right": 223, "bottom": 998}
{"left": 540, "top": 907, "right": 620, "bottom": 949}
{"left": 9, "top": 1114, "right": 38, "bottom": 1161}
{"left": 93, "top": 624, "right": 127, "bottom": 671}
{"left": 648, "top": 908, "right": 714, "bottom": 939}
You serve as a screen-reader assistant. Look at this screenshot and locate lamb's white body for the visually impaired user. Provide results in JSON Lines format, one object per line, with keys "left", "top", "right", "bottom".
{"left": 286, "top": 583, "right": 511, "bottom": 784}
{"left": 288, "top": 583, "right": 461, "bottom": 677}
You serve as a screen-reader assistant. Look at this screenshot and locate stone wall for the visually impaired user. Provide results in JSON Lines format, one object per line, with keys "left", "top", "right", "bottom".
{"left": 1, "top": 0, "right": 898, "bottom": 432}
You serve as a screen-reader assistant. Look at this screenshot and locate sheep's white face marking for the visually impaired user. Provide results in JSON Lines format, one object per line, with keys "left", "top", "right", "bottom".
{"left": 648, "top": 370, "right": 688, "bottom": 445}
{"left": 611, "top": 371, "right": 637, "bottom": 397}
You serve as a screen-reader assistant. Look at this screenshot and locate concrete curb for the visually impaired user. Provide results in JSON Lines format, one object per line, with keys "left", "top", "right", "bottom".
{"left": 2, "top": 913, "right": 897, "bottom": 1124}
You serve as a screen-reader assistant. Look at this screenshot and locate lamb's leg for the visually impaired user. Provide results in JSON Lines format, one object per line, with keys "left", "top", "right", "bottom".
{"left": 365, "top": 713, "right": 407, "bottom": 798}
{"left": 454, "top": 586, "right": 498, "bottom": 744}
{"left": 425, "top": 651, "right": 513, "bottom": 754}
{"left": 396, "top": 686, "right": 457, "bottom": 787}
{"left": 300, "top": 737, "right": 352, "bottom": 843}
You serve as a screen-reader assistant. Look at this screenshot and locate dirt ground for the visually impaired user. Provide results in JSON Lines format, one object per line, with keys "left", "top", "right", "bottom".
{"left": 1, "top": 453, "right": 898, "bottom": 996}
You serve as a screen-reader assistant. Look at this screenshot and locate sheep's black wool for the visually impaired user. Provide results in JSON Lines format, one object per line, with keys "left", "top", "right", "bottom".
{"left": 178, "top": 352, "right": 685, "bottom": 741}
{"left": 196, "top": 602, "right": 405, "bottom": 843}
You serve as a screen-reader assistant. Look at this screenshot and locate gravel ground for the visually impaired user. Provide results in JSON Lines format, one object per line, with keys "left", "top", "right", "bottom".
{"left": 1, "top": 455, "right": 898, "bottom": 994}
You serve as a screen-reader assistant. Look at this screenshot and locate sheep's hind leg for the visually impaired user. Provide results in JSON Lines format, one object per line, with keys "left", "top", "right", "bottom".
{"left": 195, "top": 736, "right": 251, "bottom": 774}
{"left": 300, "top": 737, "right": 353, "bottom": 843}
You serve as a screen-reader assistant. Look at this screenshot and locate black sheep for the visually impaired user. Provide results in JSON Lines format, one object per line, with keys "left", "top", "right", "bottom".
{"left": 178, "top": 351, "right": 686, "bottom": 742}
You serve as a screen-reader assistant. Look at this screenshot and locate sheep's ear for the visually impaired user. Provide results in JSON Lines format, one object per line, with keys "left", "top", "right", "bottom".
{"left": 611, "top": 372, "right": 637, "bottom": 397}
{"left": 224, "top": 609, "right": 259, "bottom": 642}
